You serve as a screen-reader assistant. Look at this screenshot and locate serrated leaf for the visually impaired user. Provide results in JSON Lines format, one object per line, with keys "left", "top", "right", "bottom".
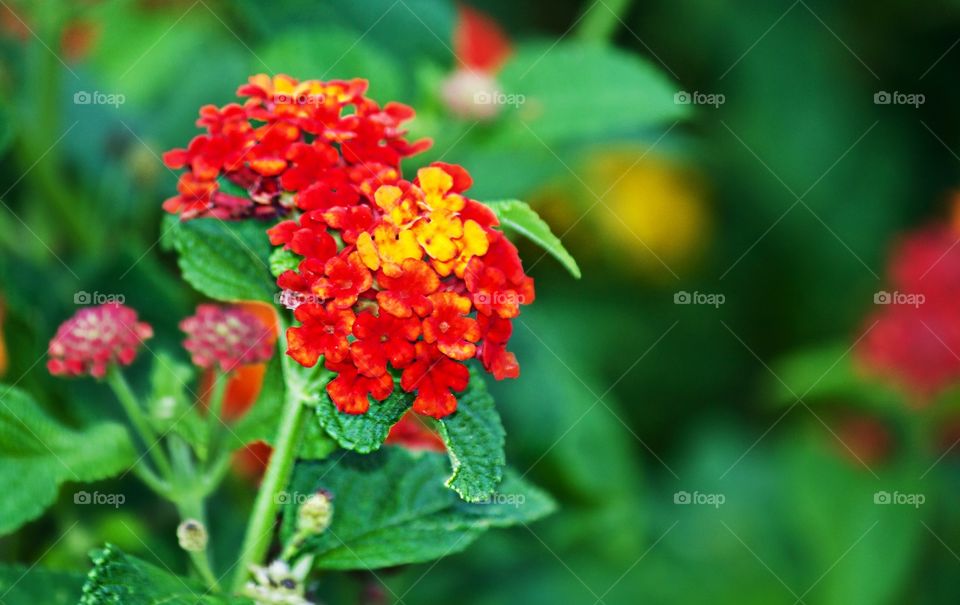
{"left": 497, "top": 41, "right": 688, "bottom": 144}
{"left": 81, "top": 544, "right": 251, "bottom": 604}
{"left": 315, "top": 386, "right": 413, "bottom": 454}
{"left": 485, "top": 199, "right": 581, "bottom": 279}
{"left": 298, "top": 417, "right": 338, "bottom": 460}
{"left": 0, "top": 564, "right": 84, "bottom": 604}
{"left": 162, "top": 215, "right": 276, "bottom": 302}
{"left": 0, "top": 386, "right": 137, "bottom": 535}
{"left": 281, "top": 447, "right": 554, "bottom": 570}
{"left": 437, "top": 372, "right": 506, "bottom": 501}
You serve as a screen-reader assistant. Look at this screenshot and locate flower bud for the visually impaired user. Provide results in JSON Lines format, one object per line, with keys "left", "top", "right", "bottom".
{"left": 177, "top": 519, "right": 208, "bottom": 553}
{"left": 297, "top": 491, "right": 333, "bottom": 535}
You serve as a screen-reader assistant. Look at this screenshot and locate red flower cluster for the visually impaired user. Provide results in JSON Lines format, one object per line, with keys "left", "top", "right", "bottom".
{"left": 162, "top": 74, "right": 428, "bottom": 220}
{"left": 164, "top": 75, "right": 535, "bottom": 418}
{"left": 858, "top": 222, "right": 960, "bottom": 399}
{"left": 47, "top": 303, "right": 153, "bottom": 378}
{"left": 180, "top": 304, "right": 276, "bottom": 372}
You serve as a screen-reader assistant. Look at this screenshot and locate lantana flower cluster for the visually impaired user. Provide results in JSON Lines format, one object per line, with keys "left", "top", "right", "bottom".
{"left": 47, "top": 303, "right": 153, "bottom": 378}
{"left": 163, "top": 74, "right": 535, "bottom": 418}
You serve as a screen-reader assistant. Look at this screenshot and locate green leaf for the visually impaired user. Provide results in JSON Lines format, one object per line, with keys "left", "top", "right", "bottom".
{"left": 496, "top": 41, "right": 688, "bottom": 145}
{"left": 81, "top": 544, "right": 252, "bottom": 604}
{"left": 257, "top": 27, "right": 403, "bottom": 102}
{"left": 229, "top": 354, "right": 285, "bottom": 448}
{"left": 0, "top": 565, "right": 84, "bottom": 604}
{"left": 314, "top": 386, "right": 413, "bottom": 454}
{"left": 0, "top": 386, "right": 137, "bottom": 535}
{"left": 298, "top": 417, "right": 338, "bottom": 460}
{"left": 162, "top": 215, "right": 276, "bottom": 303}
{"left": 770, "top": 343, "right": 905, "bottom": 412}
{"left": 437, "top": 372, "right": 506, "bottom": 502}
{"left": 268, "top": 246, "right": 300, "bottom": 278}
{"left": 484, "top": 199, "right": 581, "bottom": 279}
{"left": 282, "top": 447, "right": 554, "bottom": 570}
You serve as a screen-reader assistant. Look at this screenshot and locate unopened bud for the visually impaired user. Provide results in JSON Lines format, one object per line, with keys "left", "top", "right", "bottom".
{"left": 177, "top": 519, "right": 208, "bottom": 552}
{"left": 297, "top": 491, "right": 333, "bottom": 535}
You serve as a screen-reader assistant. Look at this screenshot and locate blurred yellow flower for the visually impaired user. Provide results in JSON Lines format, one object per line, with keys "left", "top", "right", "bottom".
{"left": 583, "top": 148, "right": 710, "bottom": 276}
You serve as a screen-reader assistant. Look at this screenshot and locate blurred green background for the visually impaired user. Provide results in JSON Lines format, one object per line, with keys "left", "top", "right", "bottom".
{"left": 2, "top": 0, "right": 960, "bottom": 603}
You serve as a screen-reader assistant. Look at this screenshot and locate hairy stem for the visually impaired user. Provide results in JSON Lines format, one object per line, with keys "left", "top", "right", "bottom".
{"left": 231, "top": 314, "right": 307, "bottom": 591}
{"left": 106, "top": 367, "right": 174, "bottom": 480}
{"left": 204, "top": 370, "right": 230, "bottom": 464}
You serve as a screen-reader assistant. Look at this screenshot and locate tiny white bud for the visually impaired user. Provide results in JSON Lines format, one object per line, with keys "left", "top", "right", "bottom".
{"left": 176, "top": 519, "right": 208, "bottom": 553}
{"left": 297, "top": 491, "right": 333, "bottom": 535}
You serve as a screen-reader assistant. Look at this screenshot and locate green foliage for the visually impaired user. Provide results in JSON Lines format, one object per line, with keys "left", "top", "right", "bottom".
{"left": 147, "top": 353, "right": 206, "bottom": 452}
{"left": 234, "top": 0, "right": 455, "bottom": 63}
{"left": 281, "top": 447, "right": 554, "bottom": 569}
{"left": 257, "top": 27, "right": 403, "bottom": 101}
{"left": 80, "top": 544, "right": 251, "bottom": 604}
{"left": 496, "top": 41, "right": 688, "bottom": 145}
{"left": 0, "top": 565, "right": 84, "bottom": 605}
{"left": 0, "top": 386, "right": 136, "bottom": 535}
{"left": 268, "top": 246, "right": 299, "bottom": 279}
{"left": 161, "top": 215, "right": 276, "bottom": 303}
{"left": 314, "top": 386, "right": 413, "bottom": 454}
{"left": 770, "top": 343, "right": 905, "bottom": 412}
{"left": 437, "top": 372, "right": 506, "bottom": 502}
{"left": 230, "top": 354, "right": 285, "bottom": 448}
{"left": 485, "top": 199, "right": 581, "bottom": 278}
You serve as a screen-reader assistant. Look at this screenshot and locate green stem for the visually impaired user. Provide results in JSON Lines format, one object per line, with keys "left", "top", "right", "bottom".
{"left": 131, "top": 462, "right": 170, "bottom": 496}
{"left": 205, "top": 370, "right": 230, "bottom": 465}
{"left": 231, "top": 385, "right": 308, "bottom": 591}
{"left": 231, "top": 315, "right": 308, "bottom": 592}
{"left": 169, "top": 435, "right": 221, "bottom": 592}
{"left": 105, "top": 367, "right": 175, "bottom": 480}
{"left": 575, "top": 0, "right": 634, "bottom": 42}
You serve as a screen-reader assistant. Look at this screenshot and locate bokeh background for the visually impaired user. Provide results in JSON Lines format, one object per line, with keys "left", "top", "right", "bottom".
{"left": 3, "top": 0, "right": 960, "bottom": 603}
